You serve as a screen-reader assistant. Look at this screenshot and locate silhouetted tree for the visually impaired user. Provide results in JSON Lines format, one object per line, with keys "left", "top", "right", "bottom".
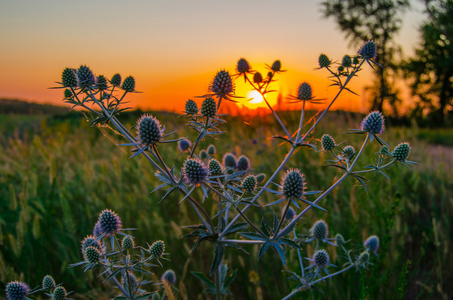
{"left": 403, "top": 0, "right": 453, "bottom": 124}
{"left": 321, "top": 0, "right": 410, "bottom": 115}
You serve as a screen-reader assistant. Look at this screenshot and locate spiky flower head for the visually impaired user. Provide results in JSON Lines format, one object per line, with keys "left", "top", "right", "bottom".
{"left": 312, "top": 249, "right": 330, "bottom": 269}
{"left": 207, "top": 144, "right": 216, "bottom": 155}
{"left": 236, "top": 58, "right": 251, "bottom": 74}
{"left": 178, "top": 139, "right": 192, "bottom": 152}
{"left": 356, "top": 251, "right": 370, "bottom": 266}
{"left": 122, "top": 236, "right": 135, "bottom": 249}
{"left": 161, "top": 270, "right": 177, "bottom": 285}
{"left": 111, "top": 73, "right": 122, "bottom": 87}
{"left": 84, "top": 246, "right": 101, "bottom": 264}
{"left": 77, "top": 65, "right": 95, "bottom": 87}
{"left": 297, "top": 82, "right": 312, "bottom": 101}
{"left": 223, "top": 153, "right": 236, "bottom": 169}
{"left": 253, "top": 72, "right": 263, "bottom": 84}
{"left": 271, "top": 60, "right": 282, "bottom": 72}
{"left": 343, "top": 145, "right": 355, "bottom": 160}
{"left": 208, "top": 159, "right": 222, "bottom": 175}
{"left": 183, "top": 158, "right": 207, "bottom": 184}
{"left": 6, "top": 281, "right": 30, "bottom": 300}
{"left": 256, "top": 173, "right": 266, "bottom": 184}
{"left": 360, "top": 111, "right": 385, "bottom": 135}
{"left": 338, "top": 66, "right": 345, "bottom": 72}
{"left": 353, "top": 57, "right": 360, "bottom": 65}
{"left": 318, "top": 54, "right": 331, "bottom": 68}
{"left": 42, "top": 275, "right": 56, "bottom": 290}
{"left": 321, "top": 134, "right": 336, "bottom": 151}
{"left": 335, "top": 233, "right": 345, "bottom": 246}
{"left": 185, "top": 99, "right": 198, "bottom": 115}
{"left": 61, "top": 68, "right": 78, "bottom": 88}
{"left": 311, "top": 220, "right": 328, "bottom": 240}
{"left": 93, "top": 221, "right": 102, "bottom": 238}
{"left": 358, "top": 40, "right": 377, "bottom": 60}
{"left": 98, "top": 209, "right": 122, "bottom": 236}
{"left": 52, "top": 286, "right": 67, "bottom": 300}
{"left": 342, "top": 55, "right": 352, "bottom": 67}
{"left": 64, "top": 89, "right": 73, "bottom": 99}
{"left": 285, "top": 207, "right": 296, "bottom": 220}
{"left": 237, "top": 155, "right": 250, "bottom": 171}
{"left": 137, "top": 115, "right": 163, "bottom": 146}
{"left": 281, "top": 169, "right": 305, "bottom": 199}
{"left": 96, "top": 75, "right": 108, "bottom": 90}
{"left": 150, "top": 240, "right": 165, "bottom": 257}
{"left": 242, "top": 175, "right": 256, "bottom": 192}
{"left": 392, "top": 142, "right": 410, "bottom": 162}
{"left": 81, "top": 235, "right": 103, "bottom": 254}
{"left": 200, "top": 150, "right": 208, "bottom": 160}
{"left": 122, "top": 76, "right": 135, "bottom": 92}
{"left": 210, "top": 70, "right": 233, "bottom": 96}
{"left": 364, "top": 235, "right": 379, "bottom": 252}
{"left": 201, "top": 97, "right": 217, "bottom": 118}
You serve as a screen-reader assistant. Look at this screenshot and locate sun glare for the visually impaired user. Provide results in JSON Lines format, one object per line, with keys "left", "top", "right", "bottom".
{"left": 247, "top": 90, "right": 264, "bottom": 104}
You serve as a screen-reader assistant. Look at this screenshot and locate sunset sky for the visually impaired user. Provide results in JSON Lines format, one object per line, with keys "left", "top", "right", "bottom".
{"left": 0, "top": 0, "right": 425, "bottom": 113}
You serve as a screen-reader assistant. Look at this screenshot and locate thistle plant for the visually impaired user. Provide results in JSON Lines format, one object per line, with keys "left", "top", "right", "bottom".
{"left": 1, "top": 39, "right": 417, "bottom": 299}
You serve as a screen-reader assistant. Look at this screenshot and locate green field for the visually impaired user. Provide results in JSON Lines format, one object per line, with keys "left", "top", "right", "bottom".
{"left": 0, "top": 106, "right": 451, "bottom": 299}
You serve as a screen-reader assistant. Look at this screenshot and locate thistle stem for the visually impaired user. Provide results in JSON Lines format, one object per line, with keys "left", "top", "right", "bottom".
{"left": 273, "top": 198, "right": 292, "bottom": 239}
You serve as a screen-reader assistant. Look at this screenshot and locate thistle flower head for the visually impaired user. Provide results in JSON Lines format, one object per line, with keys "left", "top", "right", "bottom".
{"left": 242, "top": 175, "right": 257, "bottom": 192}
{"left": 318, "top": 54, "right": 331, "bottom": 68}
{"left": 185, "top": 99, "right": 198, "bottom": 115}
{"left": 237, "top": 155, "right": 250, "bottom": 171}
{"left": 77, "top": 65, "right": 95, "bottom": 87}
{"left": 64, "top": 89, "right": 73, "bottom": 99}
{"left": 61, "top": 68, "right": 78, "bottom": 88}
{"left": 271, "top": 60, "right": 282, "bottom": 72}
{"left": 338, "top": 66, "right": 344, "bottom": 72}
{"left": 321, "top": 134, "right": 336, "bottom": 151}
{"left": 81, "top": 235, "right": 103, "bottom": 254}
{"left": 93, "top": 221, "right": 102, "bottom": 238}
{"left": 137, "top": 115, "right": 163, "bottom": 146}
{"left": 150, "top": 240, "right": 165, "bottom": 257}
{"left": 178, "top": 138, "right": 192, "bottom": 152}
{"left": 281, "top": 169, "right": 305, "bottom": 199}
{"left": 335, "top": 233, "right": 345, "bottom": 246}
{"left": 223, "top": 153, "right": 236, "bottom": 169}
{"left": 183, "top": 158, "right": 208, "bottom": 184}
{"left": 122, "top": 76, "right": 136, "bottom": 92}
{"left": 199, "top": 150, "right": 208, "bottom": 160}
{"left": 111, "top": 73, "right": 122, "bottom": 87}
{"left": 312, "top": 249, "right": 330, "bottom": 269}
{"left": 5, "top": 281, "right": 30, "bottom": 300}
{"left": 310, "top": 220, "right": 328, "bottom": 240}
{"left": 343, "top": 145, "right": 355, "bottom": 160}
{"left": 364, "top": 235, "right": 379, "bottom": 252}
{"left": 285, "top": 207, "right": 296, "bottom": 220}
{"left": 208, "top": 159, "right": 222, "bottom": 175}
{"left": 297, "top": 82, "right": 312, "bottom": 101}
{"left": 353, "top": 57, "right": 360, "bottom": 65}
{"left": 236, "top": 58, "right": 251, "bottom": 74}
{"left": 84, "top": 246, "right": 101, "bottom": 264}
{"left": 161, "top": 270, "right": 177, "bottom": 285}
{"left": 392, "top": 142, "right": 410, "bottom": 162}
{"left": 256, "top": 173, "right": 266, "bottom": 184}
{"left": 342, "top": 55, "right": 352, "bottom": 67}
{"left": 98, "top": 209, "right": 122, "bottom": 236}
{"left": 356, "top": 251, "right": 370, "bottom": 266}
{"left": 360, "top": 111, "right": 385, "bottom": 135}
{"left": 122, "top": 236, "right": 135, "bottom": 249}
{"left": 207, "top": 144, "right": 216, "bottom": 155}
{"left": 52, "top": 286, "right": 67, "bottom": 300}
{"left": 253, "top": 72, "right": 263, "bottom": 84}
{"left": 96, "top": 75, "right": 108, "bottom": 90}
{"left": 201, "top": 98, "right": 217, "bottom": 118}
{"left": 209, "top": 70, "right": 233, "bottom": 97}
{"left": 42, "top": 275, "right": 56, "bottom": 290}
{"left": 358, "top": 40, "right": 377, "bottom": 60}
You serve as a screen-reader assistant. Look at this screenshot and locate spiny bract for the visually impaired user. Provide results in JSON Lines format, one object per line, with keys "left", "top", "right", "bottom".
{"left": 281, "top": 169, "right": 305, "bottom": 199}
{"left": 184, "top": 158, "right": 207, "bottom": 184}
{"left": 360, "top": 111, "right": 385, "bottom": 135}
{"left": 137, "top": 115, "right": 163, "bottom": 146}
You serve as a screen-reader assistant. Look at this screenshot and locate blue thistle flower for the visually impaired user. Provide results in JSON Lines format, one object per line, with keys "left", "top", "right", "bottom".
{"left": 84, "top": 246, "right": 101, "bottom": 264}
{"left": 360, "top": 111, "right": 385, "bottom": 135}
{"left": 93, "top": 221, "right": 102, "bottom": 238}
{"left": 5, "top": 281, "right": 30, "bottom": 300}
{"left": 237, "top": 155, "right": 250, "bottom": 171}
{"left": 61, "top": 68, "right": 78, "bottom": 88}
{"left": 81, "top": 235, "right": 103, "bottom": 254}
{"left": 253, "top": 72, "right": 263, "bottom": 84}
{"left": 209, "top": 70, "right": 234, "bottom": 98}
{"left": 185, "top": 99, "right": 198, "bottom": 115}
{"left": 207, "top": 144, "right": 216, "bottom": 155}
{"left": 285, "top": 207, "right": 296, "bottom": 220}
{"left": 311, "top": 220, "right": 328, "bottom": 240}
{"left": 343, "top": 145, "right": 355, "bottom": 160}
{"left": 122, "top": 236, "right": 135, "bottom": 249}
{"left": 236, "top": 58, "right": 251, "bottom": 74}
{"left": 110, "top": 73, "right": 122, "bottom": 87}
{"left": 392, "top": 142, "right": 410, "bottom": 162}
{"left": 98, "top": 209, "right": 122, "bottom": 236}
{"left": 321, "top": 134, "right": 336, "bottom": 151}
{"left": 312, "top": 249, "right": 330, "bottom": 269}
{"left": 271, "top": 60, "right": 282, "bottom": 72}
{"left": 297, "top": 82, "right": 312, "bottom": 101}
{"left": 242, "top": 175, "right": 256, "bottom": 192}
{"left": 150, "top": 240, "right": 165, "bottom": 257}
{"left": 256, "top": 173, "right": 266, "bottom": 184}
{"left": 200, "top": 150, "right": 208, "bottom": 160}
{"left": 342, "top": 55, "right": 352, "bottom": 67}
{"left": 161, "top": 270, "right": 177, "bottom": 285}
{"left": 318, "top": 54, "right": 331, "bottom": 68}
{"left": 335, "top": 233, "right": 345, "bottom": 246}
{"left": 52, "top": 286, "right": 67, "bottom": 300}
{"left": 137, "top": 115, "right": 163, "bottom": 146}
{"left": 76, "top": 65, "right": 95, "bottom": 88}
{"left": 96, "top": 75, "right": 108, "bottom": 90}
{"left": 183, "top": 158, "right": 208, "bottom": 184}
{"left": 356, "top": 251, "right": 370, "bottom": 268}
{"left": 42, "top": 275, "right": 56, "bottom": 290}
{"left": 364, "top": 235, "right": 379, "bottom": 253}
{"left": 63, "top": 89, "right": 73, "bottom": 99}
{"left": 281, "top": 169, "right": 305, "bottom": 199}
{"left": 208, "top": 159, "right": 223, "bottom": 176}
{"left": 178, "top": 138, "right": 192, "bottom": 152}
{"left": 122, "top": 76, "right": 135, "bottom": 92}
{"left": 358, "top": 40, "right": 377, "bottom": 60}
{"left": 223, "top": 153, "right": 236, "bottom": 169}
{"left": 201, "top": 98, "right": 217, "bottom": 117}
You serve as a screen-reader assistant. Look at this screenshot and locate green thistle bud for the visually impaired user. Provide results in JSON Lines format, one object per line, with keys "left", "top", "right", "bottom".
{"left": 335, "top": 233, "right": 345, "bottom": 246}
{"left": 111, "top": 73, "right": 122, "bottom": 87}
{"left": 122, "top": 236, "right": 134, "bottom": 249}
{"left": 237, "top": 155, "right": 250, "bottom": 171}
{"left": 84, "top": 246, "right": 101, "bottom": 264}
{"left": 52, "top": 286, "right": 67, "bottom": 300}
{"left": 200, "top": 150, "right": 208, "bottom": 160}
{"left": 356, "top": 251, "right": 370, "bottom": 266}
{"left": 242, "top": 175, "right": 257, "bottom": 192}
{"left": 342, "top": 55, "right": 352, "bottom": 67}
{"left": 223, "top": 153, "right": 236, "bottom": 169}
{"left": 185, "top": 99, "right": 198, "bottom": 115}
{"left": 310, "top": 220, "right": 328, "bottom": 240}
{"left": 122, "top": 76, "right": 135, "bottom": 92}
{"left": 361, "top": 111, "right": 385, "bottom": 135}
{"left": 208, "top": 159, "right": 222, "bottom": 175}
{"left": 281, "top": 169, "right": 305, "bottom": 199}
{"left": 64, "top": 88, "right": 73, "bottom": 99}
{"left": 236, "top": 58, "right": 251, "bottom": 74}
{"left": 318, "top": 54, "right": 331, "bottom": 68}
{"left": 312, "top": 249, "right": 330, "bottom": 269}
{"left": 353, "top": 57, "right": 360, "bottom": 65}
{"left": 392, "top": 142, "right": 410, "bottom": 162}
{"left": 61, "top": 68, "right": 78, "bottom": 88}
{"left": 271, "top": 60, "right": 282, "bottom": 72}
{"left": 338, "top": 66, "right": 344, "bottom": 72}
{"left": 380, "top": 145, "right": 391, "bottom": 156}
{"left": 297, "top": 82, "right": 312, "bottom": 101}
{"left": 201, "top": 98, "right": 217, "bottom": 118}
{"left": 256, "top": 173, "right": 266, "bottom": 184}
{"left": 96, "top": 75, "right": 108, "bottom": 90}
{"left": 42, "top": 275, "right": 56, "bottom": 290}
{"left": 321, "top": 134, "right": 336, "bottom": 151}
{"left": 184, "top": 158, "right": 207, "bottom": 184}
{"left": 253, "top": 72, "right": 263, "bottom": 84}
{"left": 150, "top": 240, "right": 165, "bottom": 257}
{"left": 207, "top": 144, "right": 216, "bottom": 155}
{"left": 137, "top": 115, "right": 163, "bottom": 146}
{"left": 343, "top": 145, "right": 355, "bottom": 160}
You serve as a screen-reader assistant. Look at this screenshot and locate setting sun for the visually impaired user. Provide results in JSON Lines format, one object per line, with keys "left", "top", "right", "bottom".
{"left": 247, "top": 90, "right": 264, "bottom": 104}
